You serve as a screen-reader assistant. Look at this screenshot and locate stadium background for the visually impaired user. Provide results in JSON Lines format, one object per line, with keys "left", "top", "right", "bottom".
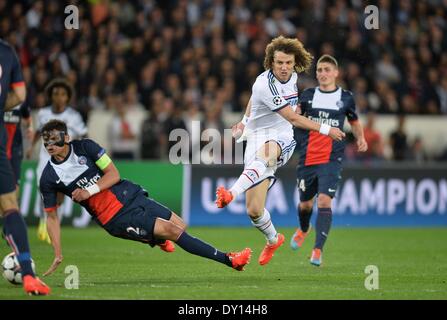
{"left": 2, "top": 0, "right": 445, "bottom": 227}
{"left": 1, "top": 0, "right": 447, "bottom": 301}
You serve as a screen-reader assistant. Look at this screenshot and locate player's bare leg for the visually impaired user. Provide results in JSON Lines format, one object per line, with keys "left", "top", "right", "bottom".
{"left": 0, "top": 192, "right": 50, "bottom": 295}
{"left": 290, "top": 199, "right": 314, "bottom": 250}
{"left": 246, "top": 179, "right": 284, "bottom": 265}
{"left": 169, "top": 212, "right": 187, "bottom": 230}
{"left": 153, "top": 216, "right": 251, "bottom": 270}
{"left": 310, "top": 194, "right": 333, "bottom": 266}
{"left": 156, "top": 212, "right": 186, "bottom": 252}
{"left": 216, "top": 141, "right": 279, "bottom": 208}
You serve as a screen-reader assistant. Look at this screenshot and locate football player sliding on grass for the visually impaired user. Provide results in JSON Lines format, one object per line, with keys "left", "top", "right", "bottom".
{"left": 40, "top": 119, "right": 251, "bottom": 276}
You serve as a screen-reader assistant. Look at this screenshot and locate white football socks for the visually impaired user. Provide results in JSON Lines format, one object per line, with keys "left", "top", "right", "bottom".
{"left": 251, "top": 209, "right": 278, "bottom": 244}
{"left": 230, "top": 158, "right": 268, "bottom": 198}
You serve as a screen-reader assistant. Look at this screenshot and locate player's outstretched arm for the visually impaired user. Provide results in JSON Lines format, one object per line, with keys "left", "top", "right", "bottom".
{"left": 43, "top": 209, "right": 63, "bottom": 276}
{"left": 277, "top": 105, "right": 345, "bottom": 141}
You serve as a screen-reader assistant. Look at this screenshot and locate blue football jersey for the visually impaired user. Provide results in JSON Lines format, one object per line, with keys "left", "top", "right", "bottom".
{"left": 295, "top": 87, "right": 358, "bottom": 166}
{"left": 40, "top": 139, "right": 144, "bottom": 225}
{"left": 0, "top": 39, "right": 24, "bottom": 124}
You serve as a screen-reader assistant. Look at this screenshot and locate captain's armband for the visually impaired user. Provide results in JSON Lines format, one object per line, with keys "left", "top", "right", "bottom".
{"left": 95, "top": 153, "right": 112, "bottom": 170}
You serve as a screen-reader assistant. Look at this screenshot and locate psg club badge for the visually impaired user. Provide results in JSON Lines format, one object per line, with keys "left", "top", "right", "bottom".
{"left": 78, "top": 155, "right": 87, "bottom": 165}
{"left": 336, "top": 100, "right": 344, "bottom": 108}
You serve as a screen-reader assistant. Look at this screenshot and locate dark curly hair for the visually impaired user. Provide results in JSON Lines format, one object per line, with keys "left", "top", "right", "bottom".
{"left": 264, "top": 36, "right": 314, "bottom": 73}
{"left": 45, "top": 78, "right": 73, "bottom": 103}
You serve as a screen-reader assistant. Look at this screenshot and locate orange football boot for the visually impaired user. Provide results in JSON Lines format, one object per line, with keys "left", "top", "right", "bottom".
{"left": 158, "top": 240, "right": 175, "bottom": 252}
{"left": 215, "top": 187, "right": 234, "bottom": 208}
{"left": 310, "top": 248, "right": 322, "bottom": 266}
{"left": 23, "top": 275, "right": 51, "bottom": 296}
{"left": 290, "top": 225, "right": 312, "bottom": 250}
{"left": 258, "top": 233, "right": 285, "bottom": 265}
{"left": 227, "top": 248, "right": 252, "bottom": 271}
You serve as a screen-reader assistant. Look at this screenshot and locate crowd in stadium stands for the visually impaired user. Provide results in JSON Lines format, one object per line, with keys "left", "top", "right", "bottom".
{"left": 1, "top": 0, "right": 446, "bottom": 162}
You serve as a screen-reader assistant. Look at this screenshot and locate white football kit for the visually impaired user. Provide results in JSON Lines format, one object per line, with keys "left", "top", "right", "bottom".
{"left": 243, "top": 70, "right": 298, "bottom": 185}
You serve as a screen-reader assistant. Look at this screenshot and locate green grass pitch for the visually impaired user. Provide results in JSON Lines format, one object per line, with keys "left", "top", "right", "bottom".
{"left": 0, "top": 226, "right": 446, "bottom": 300}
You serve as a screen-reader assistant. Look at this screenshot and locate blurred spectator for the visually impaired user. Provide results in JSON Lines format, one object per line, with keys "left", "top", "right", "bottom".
{"left": 389, "top": 115, "right": 409, "bottom": 161}
{"left": 375, "top": 52, "right": 401, "bottom": 85}
{"left": 264, "top": 9, "right": 296, "bottom": 37}
{"left": 360, "top": 113, "right": 385, "bottom": 162}
{"left": 108, "top": 94, "right": 139, "bottom": 160}
{"left": 437, "top": 76, "right": 447, "bottom": 114}
{"left": 1, "top": 0, "right": 446, "bottom": 162}
{"left": 408, "top": 136, "right": 428, "bottom": 164}
{"left": 162, "top": 98, "right": 187, "bottom": 158}
{"left": 140, "top": 94, "right": 188, "bottom": 161}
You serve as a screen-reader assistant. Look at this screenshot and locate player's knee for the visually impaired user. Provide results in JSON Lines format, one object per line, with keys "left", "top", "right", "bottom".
{"left": 257, "top": 142, "right": 280, "bottom": 166}
{"left": 246, "top": 203, "right": 263, "bottom": 219}
{"left": 167, "top": 223, "right": 183, "bottom": 240}
{"left": 169, "top": 212, "right": 187, "bottom": 230}
{"left": 299, "top": 201, "right": 313, "bottom": 212}
{"left": 317, "top": 195, "right": 332, "bottom": 208}
{"left": 157, "top": 219, "right": 182, "bottom": 241}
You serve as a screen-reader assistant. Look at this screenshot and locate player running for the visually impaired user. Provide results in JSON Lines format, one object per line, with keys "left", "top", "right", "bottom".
{"left": 0, "top": 39, "right": 50, "bottom": 295}
{"left": 290, "top": 55, "right": 367, "bottom": 266}
{"left": 214, "top": 36, "right": 345, "bottom": 266}
{"left": 27, "top": 78, "right": 88, "bottom": 244}
{"left": 39, "top": 119, "right": 252, "bottom": 276}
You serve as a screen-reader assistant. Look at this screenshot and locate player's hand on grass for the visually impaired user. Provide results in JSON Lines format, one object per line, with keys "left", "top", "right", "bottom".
{"left": 356, "top": 138, "right": 368, "bottom": 152}
{"left": 72, "top": 188, "right": 91, "bottom": 202}
{"left": 43, "top": 255, "right": 63, "bottom": 276}
{"left": 232, "top": 122, "right": 245, "bottom": 140}
{"left": 328, "top": 127, "right": 345, "bottom": 141}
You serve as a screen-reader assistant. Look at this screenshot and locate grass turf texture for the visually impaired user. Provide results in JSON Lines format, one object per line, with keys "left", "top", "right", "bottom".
{"left": 0, "top": 227, "right": 446, "bottom": 300}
